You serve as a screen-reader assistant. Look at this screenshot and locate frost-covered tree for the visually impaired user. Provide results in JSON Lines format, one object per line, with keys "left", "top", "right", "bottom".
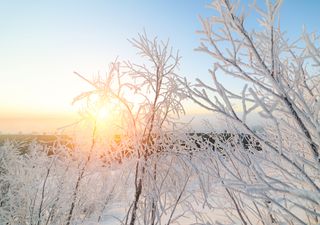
{"left": 125, "top": 33, "right": 187, "bottom": 225}
{"left": 0, "top": 32, "right": 190, "bottom": 225}
{"left": 72, "top": 32, "right": 190, "bottom": 225}
{"left": 0, "top": 137, "right": 132, "bottom": 225}
{"left": 183, "top": 0, "right": 320, "bottom": 224}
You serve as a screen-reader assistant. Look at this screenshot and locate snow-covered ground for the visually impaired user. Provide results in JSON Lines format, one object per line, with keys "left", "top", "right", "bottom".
{"left": 1, "top": 135, "right": 318, "bottom": 225}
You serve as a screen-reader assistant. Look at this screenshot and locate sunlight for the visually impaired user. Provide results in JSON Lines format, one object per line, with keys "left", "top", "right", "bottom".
{"left": 92, "top": 103, "right": 122, "bottom": 136}
{"left": 96, "top": 106, "right": 110, "bottom": 122}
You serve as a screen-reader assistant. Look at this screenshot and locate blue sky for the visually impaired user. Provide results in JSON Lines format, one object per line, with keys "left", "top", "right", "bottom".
{"left": 0, "top": 0, "right": 319, "bottom": 132}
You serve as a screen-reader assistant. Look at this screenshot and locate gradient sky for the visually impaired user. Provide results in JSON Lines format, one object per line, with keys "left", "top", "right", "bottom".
{"left": 1, "top": 0, "right": 319, "bottom": 133}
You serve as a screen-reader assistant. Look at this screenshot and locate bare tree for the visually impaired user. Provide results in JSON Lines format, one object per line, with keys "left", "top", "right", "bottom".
{"left": 183, "top": 0, "right": 320, "bottom": 224}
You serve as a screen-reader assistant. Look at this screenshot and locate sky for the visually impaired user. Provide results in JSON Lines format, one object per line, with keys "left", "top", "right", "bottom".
{"left": 1, "top": 0, "right": 319, "bottom": 133}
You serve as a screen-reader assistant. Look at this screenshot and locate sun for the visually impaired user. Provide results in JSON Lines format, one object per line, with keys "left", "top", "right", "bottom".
{"left": 86, "top": 97, "right": 123, "bottom": 136}
{"left": 95, "top": 105, "right": 112, "bottom": 125}
{"left": 96, "top": 106, "right": 110, "bottom": 121}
